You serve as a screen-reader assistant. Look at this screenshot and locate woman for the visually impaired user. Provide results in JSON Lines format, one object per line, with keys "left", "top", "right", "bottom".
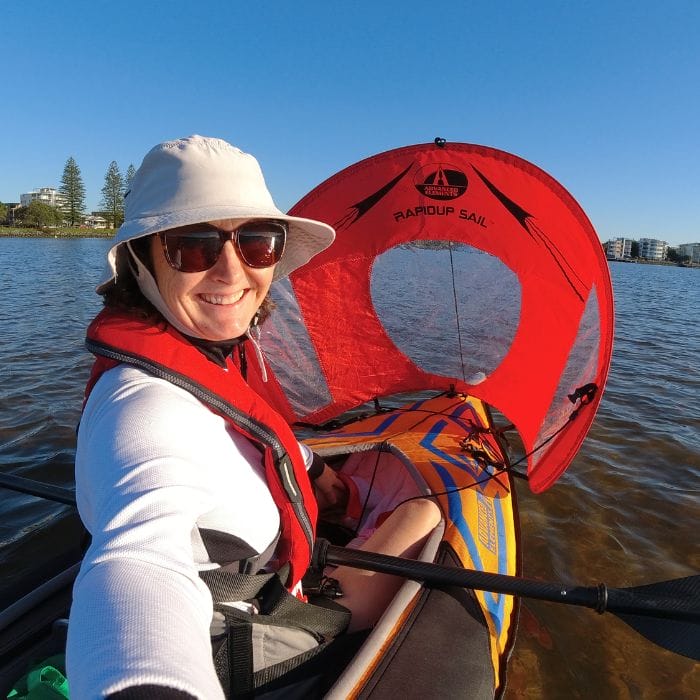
{"left": 67, "top": 136, "right": 439, "bottom": 699}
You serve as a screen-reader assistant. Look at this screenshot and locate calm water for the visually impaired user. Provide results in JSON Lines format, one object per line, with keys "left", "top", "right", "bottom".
{"left": 0, "top": 238, "right": 698, "bottom": 698}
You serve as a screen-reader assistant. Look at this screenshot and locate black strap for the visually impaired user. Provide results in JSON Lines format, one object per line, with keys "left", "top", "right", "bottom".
{"left": 201, "top": 567, "right": 277, "bottom": 602}
{"left": 307, "top": 452, "right": 326, "bottom": 481}
{"left": 229, "top": 620, "right": 254, "bottom": 698}
{"left": 203, "top": 567, "right": 350, "bottom": 639}
{"left": 201, "top": 567, "right": 351, "bottom": 696}
{"left": 242, "top": 533, "right": 280, "bottom": 575}
{"left": 256, "top": 574, "right": 350, "bottom": 639}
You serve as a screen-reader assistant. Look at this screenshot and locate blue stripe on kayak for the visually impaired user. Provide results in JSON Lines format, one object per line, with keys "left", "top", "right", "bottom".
{"left": 325, "top": 398, "right": 439, "bottom": 439}
{"left": 334, "top": 403, "right": 509, "bottom": 635}
{"left": 432, "top": 462, "right": 485, "bottom": 570}
{"left": 328, "top": 411, "right": 404, "bottom": 438}
{"left": 443, "top": 400, "right": 484, "bottom": 431}
{"left": 432, "top": 462, "right": 505, "bottom": 636}
{"left": 419, "top": 420, "right": 486, "bottom": 489}
{"left": 451, "top": 400, "right": 478, "bottom": 419}
{"left": 324, "top": 397, "right": 479, "bottom": 441}
{"left": 422, "top": 413, "right": 510, "bottom": 587}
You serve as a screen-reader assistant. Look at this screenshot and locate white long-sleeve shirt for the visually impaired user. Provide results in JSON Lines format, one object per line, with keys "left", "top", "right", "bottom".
{"left": 67, "top": 364, "right": 311, "bottom": 699}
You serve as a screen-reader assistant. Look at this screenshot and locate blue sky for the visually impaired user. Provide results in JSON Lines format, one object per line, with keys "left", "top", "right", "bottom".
{"left": 1, "top": 1, "right": 698, "bottom": 245}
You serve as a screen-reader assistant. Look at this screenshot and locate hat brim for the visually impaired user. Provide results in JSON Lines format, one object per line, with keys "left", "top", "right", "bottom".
{"left": 96, "top": 206, "right": 335, "bottom": 292}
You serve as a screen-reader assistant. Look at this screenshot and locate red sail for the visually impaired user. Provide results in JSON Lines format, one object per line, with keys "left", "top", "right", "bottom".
{"left": 260, "top": 142, "right": 614, "bottom": 493}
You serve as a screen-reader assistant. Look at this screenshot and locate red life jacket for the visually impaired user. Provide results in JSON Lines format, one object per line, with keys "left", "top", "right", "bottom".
{"left": 83, "top": 308, "right": 317, "bottom": 589}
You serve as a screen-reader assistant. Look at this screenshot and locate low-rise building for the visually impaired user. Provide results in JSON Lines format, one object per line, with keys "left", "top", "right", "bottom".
{"left": 677, "top": 242, "right": 700, "bottom": 263}
{"left": 84, "top": 214, "right": 108, "bottom": 229}
{"left": 638, "top": 238, "right": 668, "bottom": 261}
{"left": 20, "top": 187, "right": 66, "bottom": 209}
{"left": 604, "top": 238, "right": 633, "bottom": 259}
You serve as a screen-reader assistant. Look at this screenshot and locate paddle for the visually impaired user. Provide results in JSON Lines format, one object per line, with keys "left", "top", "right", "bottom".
{"left": 0, "top": 472, "right": 76, "bottom": 506}
{"left": 4, "top": 474, "right": 698, "bottom": 660}
{"left": 313, "top": 539, "right": 700, "bottom": 661}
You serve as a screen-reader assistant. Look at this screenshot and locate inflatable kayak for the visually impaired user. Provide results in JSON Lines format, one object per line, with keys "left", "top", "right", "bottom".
{"left": 303, "top": 390, "right": 520, "bottom": 697}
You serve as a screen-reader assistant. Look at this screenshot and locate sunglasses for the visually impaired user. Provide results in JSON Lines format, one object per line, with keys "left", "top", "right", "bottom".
{"left": 159, "top": 221, "right": 287, "bottom": 273}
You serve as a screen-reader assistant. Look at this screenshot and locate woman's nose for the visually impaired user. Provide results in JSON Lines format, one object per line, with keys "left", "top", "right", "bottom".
{"left": 211, "top": 238, "right": 245, "bottom": 281}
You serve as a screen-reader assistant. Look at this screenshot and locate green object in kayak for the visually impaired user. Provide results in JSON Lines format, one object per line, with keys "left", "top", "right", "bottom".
{"left": 6, "top": 655, "right": 69, "bottom": 699}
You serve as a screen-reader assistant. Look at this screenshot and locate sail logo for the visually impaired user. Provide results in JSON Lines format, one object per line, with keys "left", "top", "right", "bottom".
{"left": 414, "top": 163, "right": 468, "bottom": 200}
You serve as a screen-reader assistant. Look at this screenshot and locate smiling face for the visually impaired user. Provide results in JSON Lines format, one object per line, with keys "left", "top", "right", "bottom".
{"left": 150, "top": 220, "right": 275, "bottom": 341}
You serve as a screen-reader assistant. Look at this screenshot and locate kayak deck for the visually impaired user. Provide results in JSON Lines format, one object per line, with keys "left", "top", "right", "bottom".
{"left": 303, "top": 391, "right": 520, "bottom": 697}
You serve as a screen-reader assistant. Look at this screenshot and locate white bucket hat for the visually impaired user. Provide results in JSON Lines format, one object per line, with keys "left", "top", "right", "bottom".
{"left": 96, "top": 135, "right": 335, "bottom": 292}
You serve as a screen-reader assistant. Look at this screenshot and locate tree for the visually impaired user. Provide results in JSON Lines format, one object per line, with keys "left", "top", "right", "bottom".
{"left": 0, "top": 201, "right": 7, "bottom": 224}
{"left": 59, "top": 156, "right": 86, "bottom": 226}
{"left": 125, "top": 163, "right": 136, "bottom": 192}
{"left": 16, "top": 201, "right": 63, "bottom": 229}
{"left": 631, "top": 241, "right": 639, "bottom": 258}
{"left": 667, "top": 247, "right": 690, "bottom": 264}
{"left": 101, "top": 161, "right": 125, "bottom": 228}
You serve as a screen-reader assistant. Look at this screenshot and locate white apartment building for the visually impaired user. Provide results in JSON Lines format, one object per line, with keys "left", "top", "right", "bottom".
{"left": 20, "top": 187, "right": 66, "bottom": 209}
{"left": 604, "top": 238, "right": 633, "bottom": 259}
{"left": 677, "top": 242, "right": 700, "bottom": 263}
{"left": 638, "top": 238, "right": 668, "bottom": 261}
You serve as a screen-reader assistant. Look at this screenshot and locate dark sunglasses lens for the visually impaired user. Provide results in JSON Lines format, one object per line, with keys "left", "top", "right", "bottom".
{"left": 236, "top": 227, "right": 286, "bottom": 268}
{"left": 163, "top": 231, "right": 223, "bottom": 272}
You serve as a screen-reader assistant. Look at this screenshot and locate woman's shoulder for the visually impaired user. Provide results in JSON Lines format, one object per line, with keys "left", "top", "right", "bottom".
{"left": 79, "top": 364, "right": 228, "bottom": 458}
{"left": 87, "top": 364, "right": 203, "bottom": 409}
{"left": 76, "top": 366, "right": 240, "bottom": 513}
{"left": 82, "top": 364, "right": 215, "bottom": 429}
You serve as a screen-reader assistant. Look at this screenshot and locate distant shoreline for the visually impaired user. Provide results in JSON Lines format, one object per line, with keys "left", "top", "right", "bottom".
{"left": 607, "top": 258, "right": 698, "bottom": 268}
{"left": 0, "top": 227, "right": 113, "bottom": 239}
{"left": 1, "top": 229, "right": 696, "bottom": 268}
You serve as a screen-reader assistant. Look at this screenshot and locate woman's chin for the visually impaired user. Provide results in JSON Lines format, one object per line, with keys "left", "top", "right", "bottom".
{"left": 189, "top": 308, "right": 256, "bottom": 341}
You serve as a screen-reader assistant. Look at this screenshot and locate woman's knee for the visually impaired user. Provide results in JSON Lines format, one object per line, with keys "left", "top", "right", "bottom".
{"left": 393, "top": 498, "right": 442, "bottom": 529}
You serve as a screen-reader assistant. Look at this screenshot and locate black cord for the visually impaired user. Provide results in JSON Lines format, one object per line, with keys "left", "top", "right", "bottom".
{"left": 359, "top": 393, "right": 593, "bottom": 511}
{"left": 312, "top": 385, "right": 596, "bottom": 521}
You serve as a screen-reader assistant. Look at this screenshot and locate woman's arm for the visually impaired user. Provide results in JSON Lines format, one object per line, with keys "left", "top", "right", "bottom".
{"left": 68, "top": 367, "right": 277, "bottom": 699}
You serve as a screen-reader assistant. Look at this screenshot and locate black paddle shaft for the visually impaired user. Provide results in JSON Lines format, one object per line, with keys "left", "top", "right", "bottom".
{"left": 0, "top": 472, "right": 76, "bottom": 506}
{"left": 315, "top": 540, "right": 700, "bottom": 623}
